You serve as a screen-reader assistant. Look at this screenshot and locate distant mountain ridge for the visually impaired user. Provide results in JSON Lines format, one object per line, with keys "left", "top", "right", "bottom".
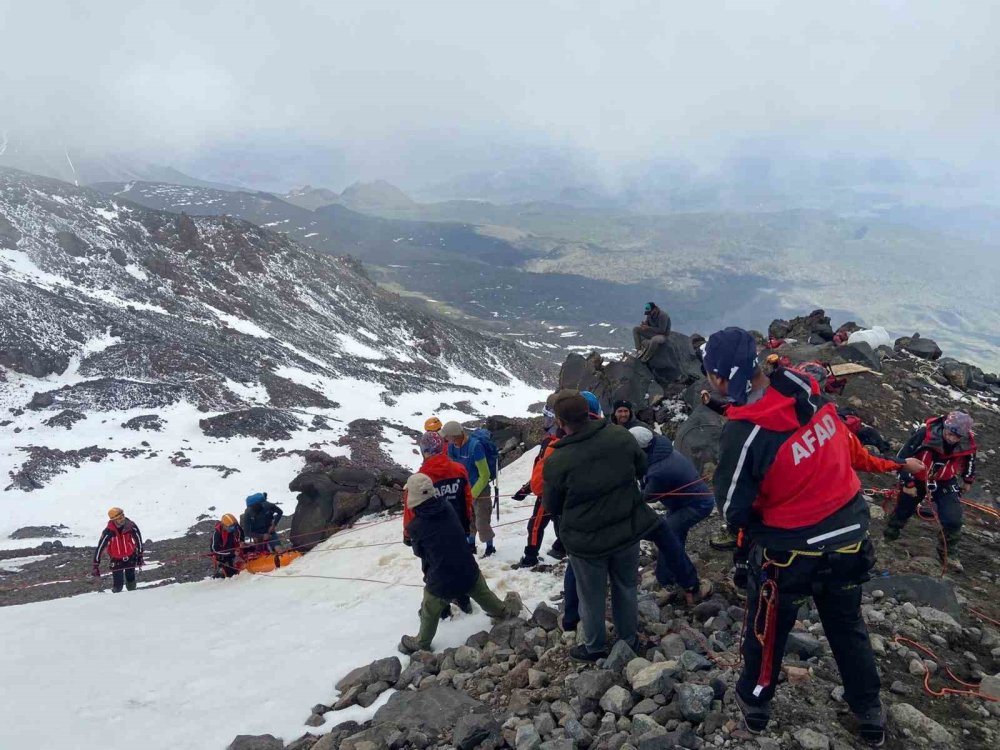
{"left": 284, "top": 180, "right": 416, "bottom": 214}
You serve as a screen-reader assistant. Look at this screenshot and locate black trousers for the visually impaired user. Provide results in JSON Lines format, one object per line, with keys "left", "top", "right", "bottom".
{"left": 215, "top": 553, "right": 240, "bottom": 578}
{"left": 889, "top": 479, "right": 963, "bottom": 558}
{"left": 738, "top": 540, "right": 881, "bottom": 715}
{"left": 110, "top": 556, "right": 138, "bottom": 592}
{"left": 523, "top": 498, "right": 563, "bottom": 558}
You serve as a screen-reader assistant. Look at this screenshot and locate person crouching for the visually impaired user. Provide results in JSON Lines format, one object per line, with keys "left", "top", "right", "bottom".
{"left": 398, "top": 472, "right": 517, "bottom": 654}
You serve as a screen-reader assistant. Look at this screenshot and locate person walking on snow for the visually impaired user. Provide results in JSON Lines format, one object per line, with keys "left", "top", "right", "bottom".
{"left": 211, "top": 513, "right": 245, "bottom": 578}
{"left": 403, "top": 431, "right": 474, "bottom": 543}
{"left": 442, "top": 421, "right": 496, "bottom": 557}
{"left": 706, "top": 327, "right": 886, "bottom": 746}
{"left": 542, "top": 391, "right": 661, "bottom": 662}
{"left": 884, "top": 411, "right": 977, "bottom": 573}
{"left": 241, "top": 492, "right": 283, "bottom": 552}
{"left": 398, "top": 473, "right": 519, "bottom": 654}
{"left": 632, "top": 302, "right": 671, "bottom": 363}
{"left": 92, "top": 507, "right": 143, "bottom": 593}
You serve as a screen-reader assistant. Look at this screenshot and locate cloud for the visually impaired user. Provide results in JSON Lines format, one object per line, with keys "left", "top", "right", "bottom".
{"left": 0, "top": 0, "right": 997, "bottom": 176}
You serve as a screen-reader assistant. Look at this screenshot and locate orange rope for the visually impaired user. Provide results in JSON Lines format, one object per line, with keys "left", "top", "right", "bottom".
{"left": 893, "top": 636, "right": 999, "bottom": 701}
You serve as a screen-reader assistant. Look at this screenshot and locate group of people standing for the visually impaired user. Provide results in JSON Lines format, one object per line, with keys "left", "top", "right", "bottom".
{"left": 398, "top": 320, "right": 980, "bottom": 748}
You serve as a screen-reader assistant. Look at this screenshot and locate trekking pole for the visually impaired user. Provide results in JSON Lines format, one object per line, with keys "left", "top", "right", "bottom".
{"left": 494, "top": 466, "right": 501, "bottom": 523}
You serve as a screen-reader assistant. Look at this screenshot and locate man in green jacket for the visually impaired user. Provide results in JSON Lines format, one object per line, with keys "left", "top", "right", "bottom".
{"left": 542, "top": 390, "right": 660, "bottom": 661}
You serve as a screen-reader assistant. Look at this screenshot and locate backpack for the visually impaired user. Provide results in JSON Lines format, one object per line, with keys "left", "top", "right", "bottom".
{"left": 469, "top": 428, "right": 499, "bottom": 481}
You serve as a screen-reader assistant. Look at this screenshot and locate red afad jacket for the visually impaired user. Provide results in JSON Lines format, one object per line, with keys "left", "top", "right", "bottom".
{"left": 94, "top": 520, "right": 143, "bottom": 563}
{"left": 899, "top": 417, "right": 977, "bottom": 484}
{"left": 403, "top": 453, "right": 473, "bottom": 538}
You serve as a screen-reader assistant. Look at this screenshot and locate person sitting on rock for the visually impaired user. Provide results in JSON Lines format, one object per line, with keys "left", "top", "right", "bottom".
{"left": 241, "top": 492, "right": 283, "bottom": 552}
{"left": 92, "top": 507, "right": 143, "bottom": 593}
{"left": 629, "top": 426, "right": 714, "bottom": 566}
{"left": 885, "top": 411, "right": 977, "bottom": 573}
{"left": 403, "top": 431, "right": 473, "bottom": 544}
{"left": 632, "top": 302, "right": 671, "bottom": 363}
{"left": 705, "top": 327, "right": 886, "bottom": 746}
{"left": 610, "top": 399, "right": 649, "bottom": 430}
{"left": 211, "top": 513, "right": 245, "bottom": 578}
{"left": 511, "top": 393, "right": 566, "bottom": 569}
{"left": 441, "top": 421, "right": 496, "bottom": 557}
{"left": 398, "top": 473, "right": 519, "bottom": 654}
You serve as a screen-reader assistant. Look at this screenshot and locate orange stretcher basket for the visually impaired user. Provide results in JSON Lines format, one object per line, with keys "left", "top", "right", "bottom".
{"left": 240, "top": 550, "right": 303, "bottom": 574}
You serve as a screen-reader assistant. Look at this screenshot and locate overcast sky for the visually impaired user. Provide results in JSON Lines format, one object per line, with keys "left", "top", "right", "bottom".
{"left": 0, "top": 0, "right": 997, "bottom": 181}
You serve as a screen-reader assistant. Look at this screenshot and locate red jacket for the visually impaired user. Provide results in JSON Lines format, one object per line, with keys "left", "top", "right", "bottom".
{"left": 94, "top": 519, "right": 143, "bottom": 563}
{"left": 898, "top": 417, "right": 977, "bottom": 485}
{"left": 403, "top": 454, "right": 473, "bottom": 540}
{"left": 530, "top": 436, "right": 560, "bottom": 497}
{"left": 714, "top": 367, "right": 868, "bottom": 550}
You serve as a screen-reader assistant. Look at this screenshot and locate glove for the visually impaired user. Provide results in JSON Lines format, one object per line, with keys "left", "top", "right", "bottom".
{"left": 732, "top": 560, "right": 749, "bottom": 590}
{"left": 91, "top": 563, "right": 100, "bottom": 578}
{"left": 512, "top": 485, "right": 530, "bottom": 502}
{"left": 136, "top": 554, "right": 144, "bottom": 567}
{"left": 403, "top": 536, "right": 412, "bottom": 547}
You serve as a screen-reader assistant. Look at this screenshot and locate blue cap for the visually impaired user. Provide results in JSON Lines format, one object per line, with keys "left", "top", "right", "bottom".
{"left": 245, "top": 492, "right": 267, "bottom": 507}
{"left": 703, "top": 327, "right": 759, "bottom": 406}
{"left": 580, "top": 391, "right": 603, "bottom": 418}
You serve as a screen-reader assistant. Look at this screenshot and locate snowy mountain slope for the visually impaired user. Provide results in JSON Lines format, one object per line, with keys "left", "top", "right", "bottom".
{"left": 0, "top": 451, "right": 559, "bottom": 750}
{"left": 0, "top": 167, "right": 550, "bottom": 544}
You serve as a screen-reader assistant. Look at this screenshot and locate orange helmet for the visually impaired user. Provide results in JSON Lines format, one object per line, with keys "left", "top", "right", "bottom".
{"left": 424, "top": 416, "right": 442, "bottom": 432}
{"left": 107, "top": 507, "right": 124, "bottom": 520}
{"left": 221, "top": 513, "right": 238, "bottom": 527}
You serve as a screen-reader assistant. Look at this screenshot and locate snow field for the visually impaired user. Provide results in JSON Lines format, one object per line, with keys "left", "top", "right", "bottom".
{"left": 0, "top": 450, "right": 563, "bottom": 750}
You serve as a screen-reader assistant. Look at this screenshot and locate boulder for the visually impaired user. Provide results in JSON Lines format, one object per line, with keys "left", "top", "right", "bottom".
{"left": 452, "top": 713, "right": 500, "bottom": 750}
{"left": 372, "top": 686, "right": 488, "bottom": 733}
{"left": 599, "top": 685, "right": 634, "bottom": 716}
{"left": 530, "top": 601, "right": 560, "bottom": 631}
{"left": 673, "top": 405, "right": 723, "bottom": 475}
{"left": 830, "top": 341, "right": 881, "bottom": 372}
{"left": 630, "top": 662, "right": 679, "bottom": 697}
{"left": 862, "top": 575, "right": 960, "bottom": 617}
{"left": 895, "top": 334, "right": 942, "bottom": 361}
{"left": 574, "top": 669, "right": 616, "bottom": 709}
{"left": 226, "top": 736, "right": 283, "bottom": 750}
{"left": 887, "top": 703, "right": 953, "bottom": 745}
{"left": 769, "top": 310, "right": 834, "bottom": 343}
{"left": 938, "top": 358, "right": 973, "bottom": 391}
{"left": 199, "top": 407, "right": 304, "bottom": 441}
{"left": 785, "top": 632, "right": 823, "bottom": 659}
{"left": 793, "top": 728, "right": 830, "bottom": 750}
{"left": 645, "top": 331, "right": 704, "bottom": 385}
{"left": 675, "top": 684, "right": 713, "bottom": 722}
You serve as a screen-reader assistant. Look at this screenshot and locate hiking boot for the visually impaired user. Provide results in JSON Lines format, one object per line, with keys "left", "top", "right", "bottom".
{"left": 455, "top": 596, "right": 473, "bottom": 615}
{"left": 684, "top": 580, "right": 714, "bottom": 606}
{"left": 482, "top": 542, "right": 497, "bottom": 558}
{"left": 569, "top": 645, "right": 608, "bottom": 663}
{"left": 547, "top": 544, "right": 567, "bottom": 561}
{"left": 735, "top": 692, "right": 770, "bottom": 734}
{"left": 439, "top": 604, "right": 453, "bottom": 620}
{"left": 855, "top": 705, "right": 886, "bottom": 747}
{"left": 710, "top": 528, "right": 738, "bottom": 550}
{"left": 512, "top": 555, "right": 540, "bottom": 569}
{"left": 398, "top": 635, "right": 423, "bottom": 655}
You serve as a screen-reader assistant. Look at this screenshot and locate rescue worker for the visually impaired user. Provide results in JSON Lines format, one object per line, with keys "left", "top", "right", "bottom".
{"left": 92, "top": 507, "right": 143, "bottom": 593}
{"left": 211, "top": 513, "right": 245, "bottom": 578}
{"left": 241, "top": 492, "right": 283, "bottom": 551}
{"left": 885, "top": 411, "right": 977, "bottom": 573}
{"left": 441, "top": 421, "right": 496, "bottom": 557}
{"left": 403, "top": 431, "right": 474, "bottom": 543}
{"left": 398, "top": 473, "right": 518, "bottom": 653}
{"left": 706, "top": 327, "right": 886, "bottom": 746}
{"left": 611, "top": 400, "right": 649, "bottom": 430}
{"left": 632, "top": 302, "right": 671, "bottom": 363}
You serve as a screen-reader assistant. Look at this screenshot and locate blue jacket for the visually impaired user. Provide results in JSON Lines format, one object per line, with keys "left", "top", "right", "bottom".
{"left": 642, "top": 435, "right": 714, "bottom": 513}
{"left": 408, "top": 498, "right": 481, "bottom": 599}
{"left": 447, "top": 437, "right": 489, "bottom": 492}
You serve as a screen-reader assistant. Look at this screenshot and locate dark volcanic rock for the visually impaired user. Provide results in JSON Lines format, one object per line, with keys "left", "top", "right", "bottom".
{"left": 199, "top": 407, "right": 304, "bottom": 441}
{"left": 895, "top": 333, "right": 942, "bottom": 361}
{"left": 372, "top": 686, "right": 488, "bottom": 733}
{"left": 42, "top": 409, "right": 86, "bottom": 430}
{"left": 121, "top": 414, "right": 165, "bottom": 431}
{"left": 7, "top": 445, "right": 116, "bottom": 491}
{"left": 673, "top": 404, "right": 724, "bottom": 474}
{"left": 261, "top": 371, "right": 337, "bottom": 409}
{"left": 9, "top": 524, "right": 71, "bottom": 539}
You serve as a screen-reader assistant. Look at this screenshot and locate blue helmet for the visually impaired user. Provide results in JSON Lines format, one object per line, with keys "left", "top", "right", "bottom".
{"left": 580, "top": 391, "right": 603, "bottom": 418}
{"left": 245, "top": 491, "right": 267, "bottom": 507}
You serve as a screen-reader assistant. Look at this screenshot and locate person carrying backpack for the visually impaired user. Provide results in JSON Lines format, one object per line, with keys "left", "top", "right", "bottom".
{"left": 241, "top": 492, "right": 283, "bottom": 552}
{"left": 92, "top": 507, "right": 143, "bottom": 593}
{"left": 403, "top": 431, "right": 474, "bottom": 544}
{"left": 442, "top": 421, "right": 498, "bottom": 557}
{"left": 211, "top": 513, "right": 245, "bottom": 578}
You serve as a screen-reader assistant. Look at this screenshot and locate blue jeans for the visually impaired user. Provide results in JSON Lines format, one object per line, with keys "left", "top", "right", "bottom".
{"left": 662, "top": 503, "right": 713, "bottom": 547}
{"left": 646, "top": 517, "right": 699, "bottom": 589}
{"left": 563, "top": 563, "right": 580, "bottom": 629}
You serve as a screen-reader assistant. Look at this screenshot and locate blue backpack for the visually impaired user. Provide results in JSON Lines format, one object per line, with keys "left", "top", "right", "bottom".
{"left": 469, "top": 428, "right": 499, "bottom": 481}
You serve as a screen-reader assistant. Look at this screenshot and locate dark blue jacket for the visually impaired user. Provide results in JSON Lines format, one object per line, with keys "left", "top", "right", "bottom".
{"left": 642, "top": 435, "right": 714, "bottom": 513}
{"left": 408, "top": 498, "right": 480, "bottom": 599}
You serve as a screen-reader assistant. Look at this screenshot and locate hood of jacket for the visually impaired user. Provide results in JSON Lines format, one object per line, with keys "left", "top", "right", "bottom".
{"left": 725, "top": 367, "right": 822, "bottom": 432}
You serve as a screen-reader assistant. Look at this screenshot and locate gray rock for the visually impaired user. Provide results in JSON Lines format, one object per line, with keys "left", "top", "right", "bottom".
{"left": 793, "top": 728, "right": 830, "bottom": 750}
{"left": 692, "top": 598, "right": 725, "bottom": 621}
{"left": 630, "top": 714, "right": 662, "bottom": 736}
{"left": 917, "top": 606, "right": 961, "bottom": 634}
{"left": 862, "top": 574, "right": 959, "bottom": 617}
{"left": 226, "top": 736, "right": 283, "bottom": 750}
{"left": 534, "top": 712, "right": 557, "bottom": 736}
{"left": 576, "top": 669, "right": 617, "bottom": 707}
{"left": 630, "top": 698, "right": 658, "bottom": 716}
{"left": 453, "top": 712, "right": 500, "bottom": 750}
{"left": 678, "top": 650, "right": 711, "bottom": 672}
{"left": 625, "top": 657, "right": 652, "bottom": 682}
{"left": 454, "top": 645, "right": 482, "bottom": 672}
{"left": 786, "top": 632, "right": 823, "bottom": 659}
{"left": 336, "top": 664, "right": 374, "bottom": 692}
{"left": 675, "top": 684, "right": 713, "bottom": 722}
{"left": 629, "top": 662, "right": 679, "bottom": 697}
{"left": 638, "top": 598, "right": 661, "bottom": 622}
{"left": 887, "top": 703, "right": 954, "bottom": 745}
{"left": 305, "top": 713, "right": 326, "bottom": 727}
{"left": 605, "top": 639, "right": 638, "bottom": 672}
{"left": 539, "top": 741, "right": 576, "bottom": 750}
{"left": 373, "top": 686, "right": 487, "bottom": 733}
{"left": 531, "top": 601, "right": 560, "bottom": 631}
{"left": 980, "top": 673, "right": 1000, "bottom": 700}
{"left": 564, "top": 717, "right": 592, "bottom": 745}
{"left": 635, "top": 730, "right": 671, "bottom": 750}
{"left": 600, "top": 685, "right": 634, "bottom": 716}
{"left": 658, "top": 634, "right": 686, "bottom": 658}
{"left": 516, "top": 724, "right": 543, "bottom": 750}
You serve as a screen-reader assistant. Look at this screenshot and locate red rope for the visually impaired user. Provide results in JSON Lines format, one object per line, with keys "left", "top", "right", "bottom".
{"left": 894, "top": 636, "right": 999, "bottom": 701}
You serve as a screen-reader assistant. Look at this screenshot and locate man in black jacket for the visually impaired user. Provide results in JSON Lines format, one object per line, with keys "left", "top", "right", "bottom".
{"left": 399, "top": 473, "right": 518, "bottom": 653}
{"left": 241, "top": 492, "right": 282, "bottom": 551}
{"left": 633, "top": 302, "right": 671, "bottom": 363}
{"left": 543, "top": 391, "right": 660, "bottom": 662}
{"left": 706, "top": 327, "right": 884, "bottom": 746}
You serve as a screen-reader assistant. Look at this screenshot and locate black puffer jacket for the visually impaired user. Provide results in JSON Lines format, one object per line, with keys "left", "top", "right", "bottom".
{"left": 408, "top": 498, "right": 480, "bottom": 599}
{"left": 542, "top": 420, "right": 659, "bottom": 558}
